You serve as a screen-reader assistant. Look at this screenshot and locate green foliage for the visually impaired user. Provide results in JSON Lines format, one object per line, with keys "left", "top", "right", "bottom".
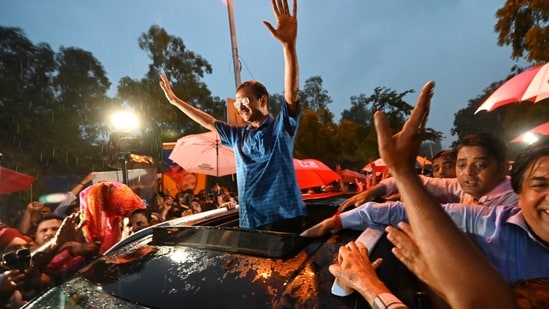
{"left": 0, "top": 27, "right": 111, "bottom": 215}
{"left": 495, "top": 0, "right": 549, "bottom": 63}
{"left": 10, "top": 16, "right": 543, "bottom": 213}
{"left": 299, "top": 76, "right": 333, "bottom": 111}
{"left": 0, "top": 27, "right": 108, "bottom": 179}
{"left": 117, "top": 25, "right": 227, "bottom": 159}
{"left": 268, "top": 93, "right": 284, "bottom": 116}
{"left": 339, "top": 86, "right": 443, "bottom": 169}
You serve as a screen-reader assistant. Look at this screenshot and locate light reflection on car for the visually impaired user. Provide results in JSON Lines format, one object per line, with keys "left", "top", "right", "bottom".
{"left": 22, "top": 197, "right": 429, "bottom": 309}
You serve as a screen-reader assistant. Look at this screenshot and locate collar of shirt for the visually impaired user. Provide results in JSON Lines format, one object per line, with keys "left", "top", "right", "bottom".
{"left": 245, "top": 114, "right": 274, "bottom": 131}
{"left": 478, "top": 176, "right": 514, "bottom": 204}
{"left": 507, "top": 209, "right": 549, "bottom": 250}
{"left": 461, "top": 177, "right": 515, "bottom": 206}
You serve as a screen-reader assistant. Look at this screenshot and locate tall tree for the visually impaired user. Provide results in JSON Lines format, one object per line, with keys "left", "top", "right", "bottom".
{"left": 495, "top": 0, "right": 549, "bottom": 63}
{"left": 0, "top": 27, "right": 111, "bottom": 214}
{"left": 294, "top": 76, "right": 339, "bottom": 166}
{"left": 340, "top": 86, "right": 442, "bottom": 167}
{"left": 0, "top": 27, "right": 56, "bottom": 177}
{"left": 117, "top": 25, "right": 226, "bottom": 160}
{"left": 299, "top": 76, "right": 333, "bottom": 113}
{"left": 48, "top": 47, "right": 112, "bottom": 173}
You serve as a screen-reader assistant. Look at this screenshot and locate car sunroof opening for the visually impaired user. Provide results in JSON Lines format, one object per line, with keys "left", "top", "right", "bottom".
{"left": 150, "top": 226, "right": 313, "bottom": 259}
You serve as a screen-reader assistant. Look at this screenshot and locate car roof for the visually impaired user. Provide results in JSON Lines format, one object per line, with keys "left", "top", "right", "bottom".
{"left": 24, "top": 197, "right": 427, "bottom": 309}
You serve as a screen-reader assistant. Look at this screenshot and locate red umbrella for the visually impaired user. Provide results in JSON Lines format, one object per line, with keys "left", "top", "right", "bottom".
{"left": 361, "top": 158, "right": 389, "bottom": 175}
{"left": 362, "top": 157, "right": 427, "bottom": 173}
{"left": 0, "top": 166, "right": 35, "bottom": 194}
{"left": 293, "top": 158, "right": 341, "bottom": 190}
{"left": 169, "top": 132, "right": 236, "bottom": 177}
{"left": 339, "top": 169, "right": 367, "bottom": 183}
{"left": 510, "top": 122, "right": 549, "bottom": 143}
{"left": 475, "top": 63, "right": 549, "bottom": 114}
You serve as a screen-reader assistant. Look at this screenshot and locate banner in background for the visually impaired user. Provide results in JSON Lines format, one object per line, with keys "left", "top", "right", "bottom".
{"left": 162, "top": 142, "right": 207, "bottom": 197}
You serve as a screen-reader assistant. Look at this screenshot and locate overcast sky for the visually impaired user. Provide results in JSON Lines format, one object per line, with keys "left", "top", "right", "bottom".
{"left": 1, "top": 0, "right": 527, "bottom": 148}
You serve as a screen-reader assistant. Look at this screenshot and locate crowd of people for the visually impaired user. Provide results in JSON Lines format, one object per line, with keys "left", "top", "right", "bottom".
{"left": 1, "top": 0, "right": 548, "bottom": 308}
{"left": 0, "top": 177, "right": 238, "bottom": 307}
{"left": 301, "top": 82, "right": 549, "bottom": 307}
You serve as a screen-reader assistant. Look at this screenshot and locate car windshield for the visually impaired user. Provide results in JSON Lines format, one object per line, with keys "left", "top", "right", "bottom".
{"left": 23, "top": 276, "right": 145, "bottom": 309}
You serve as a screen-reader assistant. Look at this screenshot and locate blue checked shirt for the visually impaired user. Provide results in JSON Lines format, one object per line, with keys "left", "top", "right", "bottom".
{"left": 216, "top": 102, "right": 306, "bottom": 228}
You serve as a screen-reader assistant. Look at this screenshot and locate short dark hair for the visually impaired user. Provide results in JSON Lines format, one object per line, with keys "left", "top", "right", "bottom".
{"left": 432, "top": 149, "right": 457, "bottom": 162}
{"left": 456, "top": 133, "right": 508, "bottom": 166}
{"left": 130, "top": 209, "right": 153, "bottom": 223}
{"left": 510, "top": 137, "right": 549, "bottom": 193}
{"left": 236, "top": 80, "right": 269, "bottom": 101}
{"left": 36, "top": 214, "right": 63, "bottom": 226}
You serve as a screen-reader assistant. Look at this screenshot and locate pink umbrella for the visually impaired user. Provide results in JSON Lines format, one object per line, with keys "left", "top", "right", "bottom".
{"left": 0, "top": 167, "right": 35, "bottom": 195}
{"left": 169, "top": 132, "right": 236, "bottom": 177}
{"left": 475, "top": 63, "right": 549, "bottom": 114}
{"left": 510, "top": 122, "right": 549, "bottom": 143}
{"left": 293, "top": 158, "right": 341, "bottom": 190}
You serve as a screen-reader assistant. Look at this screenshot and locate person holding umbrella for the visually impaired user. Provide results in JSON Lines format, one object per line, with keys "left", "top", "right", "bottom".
{"left": 159, "top": 0, "right": 306, "bottom": 230}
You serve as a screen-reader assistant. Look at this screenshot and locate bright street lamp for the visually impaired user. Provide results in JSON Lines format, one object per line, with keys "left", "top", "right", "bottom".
{"left": 108, "top": 110, "right": 143, "bottom": 185}
{"left": 110, "top": 110, "right": 140, "bottom": 133}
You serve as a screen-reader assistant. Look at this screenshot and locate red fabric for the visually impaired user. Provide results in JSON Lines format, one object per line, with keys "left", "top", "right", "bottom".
{"left": 0, "top": 227, "right": 32, "bottom": 253}
{"left": 79, "top": 182, "right": 145, "bottom": 254}
{"left": 44, "top": 249, "right": 86, "bottom": 275}
{"left": 0, "top": 167, "right": 35, "bottom": 194}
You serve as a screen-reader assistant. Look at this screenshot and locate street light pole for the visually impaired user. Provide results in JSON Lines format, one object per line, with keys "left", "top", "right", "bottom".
{"left": 227, "top": 0, "right": 241, "bottom": 89}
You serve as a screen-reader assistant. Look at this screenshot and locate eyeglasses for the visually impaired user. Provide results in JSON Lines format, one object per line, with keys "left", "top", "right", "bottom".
{"left": 233, "top": 97, "right": 250, "bottom": 109}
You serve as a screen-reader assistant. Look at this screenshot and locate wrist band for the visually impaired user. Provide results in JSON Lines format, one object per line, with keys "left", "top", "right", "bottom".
{"left": 333, "top": 212, "right": 342, "bottom": 230}
{"left": 373, "top": 293, "right": 407, "bottom": 309}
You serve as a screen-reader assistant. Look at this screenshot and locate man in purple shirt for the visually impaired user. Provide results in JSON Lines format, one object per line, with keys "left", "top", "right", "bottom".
{"left": 340, "top": 133, "right": 516, "bottom": 210}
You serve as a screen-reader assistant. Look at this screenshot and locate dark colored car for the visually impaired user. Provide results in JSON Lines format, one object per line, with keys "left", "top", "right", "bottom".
{"left": 22, "top": 196, "right": 433, "bottom": 309}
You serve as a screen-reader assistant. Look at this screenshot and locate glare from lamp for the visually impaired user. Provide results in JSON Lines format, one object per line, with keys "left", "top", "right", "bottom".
{"left": 522, "top": 132, "right": 539, "bottom": 145}
{"left": 110, "top": 111, "right": 140, "bottom": 132}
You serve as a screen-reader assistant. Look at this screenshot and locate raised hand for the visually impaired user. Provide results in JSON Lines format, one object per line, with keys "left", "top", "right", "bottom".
{"left": 263, "top": 0, "right": 297, "bottom": 46}
{"left": 159, "top": 74, "right": 175, "bottom": 102}
{"left": 53, "top": 212, "right": 81, "bottom": 247}
{"left": 374, "top": 81, "right": 435, "bottom": 177}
